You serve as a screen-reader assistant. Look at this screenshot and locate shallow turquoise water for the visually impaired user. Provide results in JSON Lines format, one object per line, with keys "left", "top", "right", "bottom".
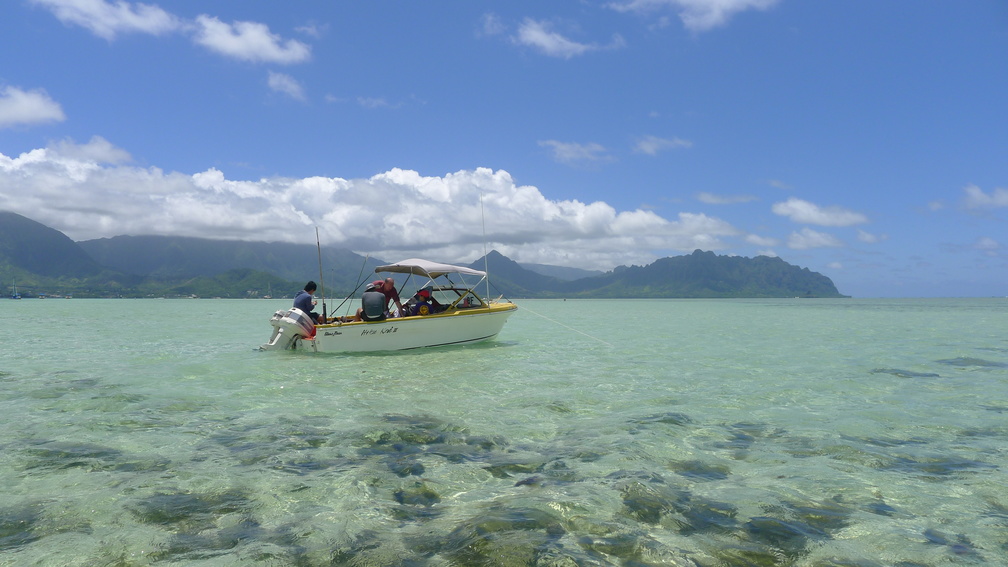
{"left": 1, "top": 298, "right": 1006, "bottom": 565}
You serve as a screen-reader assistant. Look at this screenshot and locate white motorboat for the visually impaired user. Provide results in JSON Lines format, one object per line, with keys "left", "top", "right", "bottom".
{"left": 261, "top": 258, "right": 517, "bottom": 353}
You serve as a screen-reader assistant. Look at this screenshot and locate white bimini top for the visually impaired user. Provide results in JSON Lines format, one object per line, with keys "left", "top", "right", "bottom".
{"left": 374, "top": 258, "right": 486, "bottom": 279}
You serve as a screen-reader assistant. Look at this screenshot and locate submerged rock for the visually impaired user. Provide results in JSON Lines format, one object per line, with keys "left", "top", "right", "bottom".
{"left": 364, "top": 413, "right": 464, "bottom": 447}
{"left": 923, "top": 528, "right": 983, "bottom": 558}
{"left": 744, "top": 516, "right": 822, "bottom": 559}
{"left": 866, "top": 499, "right": 898, "bottom": 517}
{"left": 882, "top": 453, "right": 996, "bottom": 478}
{"left": 416, "top": 506, "right": 567, "bottom": 565}
{"left": 147, "top": 519, "right": 264, "bottom": 563}
{"left": 0, "top": 503, "right": 43, "bottom": 552}
{"left": 357, "top": 413, "right": 511, "bottom": 475}
{"left": 514, "top": 475, "right": 543, "bottom": 487}
{"left": 621, "top": 481, "right": 680, "bottom": 525}
{"left": 620, "top": 480, "right": 737, "bottom": 534}
{"left": 734, "top": 496, "right": 854, "bottom": 561}
{"left": 632, "top": 412, "right": 693, "bottom": 427}
{"left": 577, "top": 532, "right": 639, "bottom": 557}
{"left": 129, "top": 489, "right": 253, "bottom": 534}
{"left": 667, "top": 459, "right": 731, "bottom": 481}
{"left": 21, "top": 440, "right": 123, "bottom": 472}
{"left": 786, "top": 497, "right": 852, "bottom": 534}
{"left": 391, "top": 481, "right": 443, "bottom": 524}
{"left": 387, "top": 455, "right": 425, "bottom": 477}
{"left": 936, "top": 357, "right": 1007, "bottom": 368}
{"left": 393, "top": 482, "right": 442, "bottom": 507}
{"left": 870, "top": 368, "right": 941, "bottom": 378}
{"left": 483, "top": 459, "right": 547, "bottom": 479}
{"left": 709, "top": 545, "right": 787, "bottom": 567}
{"left": 811, "top": 559, "right": 884, "bottom": 567}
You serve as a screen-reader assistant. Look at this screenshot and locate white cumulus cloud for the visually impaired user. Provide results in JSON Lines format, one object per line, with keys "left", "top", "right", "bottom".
{"left": 745, "top": 234, "right": 778, "bottom": 247}
{"left": 33, "top": 1, "right": 312, "bottom": 66}
{"left": 49, "top": 135, "right": 132, "bottom": 164}
{"left": 697, "top": 192, "right": 756, "bottom": 205}
{"left": 514, "top": 18, "right": 624, "bottom": 59}
{"left": 267, "top": 72, "right": 306, "bottom": 101}
{"left": 608, "top": 0, "right": 780, "bottom": 32}
{"left": 962, "top": 184, "right": 1008, "bottom": 209}
{"left": 479, "top": 13, "right": 506, "bottom": 37}
{"left": 974, "top": 236, "right": 1000, "bottom": 253}
{"left": 857, "top": 229, "right": 886, "bottom": 244}
{"left": 634, "top": 135, "right": 692, "bottom": 155}
{"left": 0, "top": 86, "right": 66, "bottom": 128}
{"left": 539, "top": 140, "right": 613, "bottom": 165}
{"left": 357, "top": 97, "right": 396, "bottom": 109}
{"left": 193, "top": 15, "right": 311, "bottom": 64}
{"left": 0, "top": 143, "right": 748, "bottom": 270}
{"left": 787, "top": 227, "right": 843, "bottom": 250}
{"left": 31, "top": 0, "right": 181, "bottom": 40}
{"left": 772, "top": 197, "right": 868, "bottom": 227}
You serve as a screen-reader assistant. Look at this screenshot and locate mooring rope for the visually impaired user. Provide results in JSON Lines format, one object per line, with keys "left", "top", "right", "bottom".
{"left": 518, "top": 303, "right": 614, "bottom": 347}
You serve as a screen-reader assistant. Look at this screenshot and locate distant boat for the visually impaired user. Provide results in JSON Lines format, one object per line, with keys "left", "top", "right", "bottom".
{"left": 10, "top": 280, "right": 21, "bottom": 300}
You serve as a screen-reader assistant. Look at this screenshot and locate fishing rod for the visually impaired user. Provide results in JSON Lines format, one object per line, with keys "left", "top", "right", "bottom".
{"left": 315, "top": 227, "right": 327, "bottom": 321}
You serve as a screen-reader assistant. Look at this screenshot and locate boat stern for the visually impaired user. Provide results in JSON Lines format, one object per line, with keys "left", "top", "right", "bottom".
{"left": 260, "top": 308, "right": 316, "bottom": 351}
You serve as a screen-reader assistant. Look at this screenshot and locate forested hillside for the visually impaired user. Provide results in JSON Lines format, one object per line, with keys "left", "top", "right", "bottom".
{"left": 478, "top": 249, "right": 844, "bottom": 298}
{"left": 559, "top": 250, "right": 842, "bottom": 298}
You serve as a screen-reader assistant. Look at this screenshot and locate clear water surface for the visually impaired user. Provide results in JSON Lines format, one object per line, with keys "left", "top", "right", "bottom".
{"left": 1, "top": 298, "right": 1006, "bottom": 566}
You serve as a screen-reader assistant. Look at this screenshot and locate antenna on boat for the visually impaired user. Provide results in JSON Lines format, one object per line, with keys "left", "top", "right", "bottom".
{"left": 480, "top": 192, "right": 490, "bottom": 301}
{"left": 316, "top": 227, "right": 327, "bottom": 321}
{"left": 328, "top": 253, "right": 371, "bottom": 323}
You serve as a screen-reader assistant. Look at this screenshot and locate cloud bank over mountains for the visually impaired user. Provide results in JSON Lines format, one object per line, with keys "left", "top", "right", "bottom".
{"left": 1, "top": 138, "right": 744, "bottom": 269}
{"left": 3, "top": 133, "right": 1002, "bottom": 272}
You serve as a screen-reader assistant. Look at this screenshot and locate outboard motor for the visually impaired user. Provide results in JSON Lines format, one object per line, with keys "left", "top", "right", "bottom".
{"left": 261, "top": 308, "right": 316, "bottom": 350}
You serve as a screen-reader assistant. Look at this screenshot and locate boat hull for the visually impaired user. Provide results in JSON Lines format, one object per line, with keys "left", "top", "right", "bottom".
{"left": 262, "top": 303, "right": 517, "bottom": 353}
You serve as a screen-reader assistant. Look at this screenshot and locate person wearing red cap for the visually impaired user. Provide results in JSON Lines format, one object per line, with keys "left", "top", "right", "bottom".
{"left": 410, "top": 288, "right": 442, "bottom": 316}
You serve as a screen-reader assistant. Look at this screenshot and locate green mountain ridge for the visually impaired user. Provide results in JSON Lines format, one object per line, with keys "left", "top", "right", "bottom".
{"left": 566, "top": 250, "right": 842, "bottom": 298}
{"left": 1, "top": 211, "right": 846, "bottom": 298}
{"left": 517, "top": 262, "right": 602, "bottom": 281}
{"left": 78, "top": 234, "right": 384, "bottom": 292}
{"left": 0, "top": 211, "right": 105, "bottom": 278}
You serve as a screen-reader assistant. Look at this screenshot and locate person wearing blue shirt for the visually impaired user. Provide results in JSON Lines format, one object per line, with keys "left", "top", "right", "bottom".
{"left": 293, "top": 281, "right": 321, "bottom": 322}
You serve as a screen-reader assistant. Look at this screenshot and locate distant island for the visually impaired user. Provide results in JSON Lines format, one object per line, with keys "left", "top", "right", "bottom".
{"left": 1, "top": 211, "right": 846, "bottom": 299}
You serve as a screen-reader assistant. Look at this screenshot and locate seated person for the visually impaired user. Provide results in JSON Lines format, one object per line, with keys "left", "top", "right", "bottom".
{"left": 293, "top": 281, "right": 321, "bottom": 323}
{"left": 409, "top": 288, "right": 443, "bottom": 316}
{"left": 355, "top": 282, "right": 388, "bottom": 321}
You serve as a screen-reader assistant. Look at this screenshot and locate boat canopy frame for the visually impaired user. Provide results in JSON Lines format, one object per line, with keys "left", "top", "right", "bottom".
{"left": 375, "top": 259, "right": 488, "bottom": 302}
{"left": 374, "top": 258, "right": 486, "bottom": 279}
{"left": 326, "top": 258, "right": 506, "bottom": 322}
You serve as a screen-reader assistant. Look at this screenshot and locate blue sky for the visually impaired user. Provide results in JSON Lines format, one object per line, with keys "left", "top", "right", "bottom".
{"left": 1, "top": 1, "right": 1006, "bottom": 297}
